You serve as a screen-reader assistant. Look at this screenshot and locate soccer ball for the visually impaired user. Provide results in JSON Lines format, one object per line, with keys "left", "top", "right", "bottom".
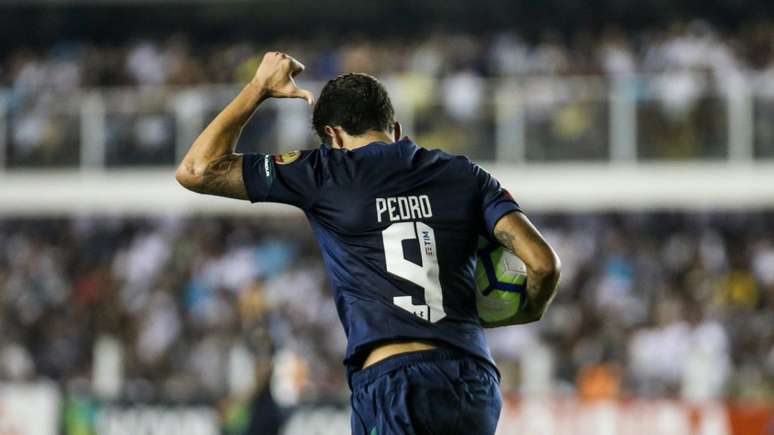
{"left": 475, "top": 239, "right": 528, "bottom": 324}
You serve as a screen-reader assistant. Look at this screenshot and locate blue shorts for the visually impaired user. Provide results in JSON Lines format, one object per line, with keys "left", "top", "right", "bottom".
{"left": 349, "top": 347, "right": 502, "bottom": 435}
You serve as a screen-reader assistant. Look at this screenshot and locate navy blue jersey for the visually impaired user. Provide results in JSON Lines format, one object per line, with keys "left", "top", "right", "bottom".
{"left": 242, "top": 139, "right": 520, "bottom": 372}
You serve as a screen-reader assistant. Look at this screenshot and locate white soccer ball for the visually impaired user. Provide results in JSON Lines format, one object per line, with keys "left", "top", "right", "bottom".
{"left": 475, "top": 239, "right": 528, "bottom": 324}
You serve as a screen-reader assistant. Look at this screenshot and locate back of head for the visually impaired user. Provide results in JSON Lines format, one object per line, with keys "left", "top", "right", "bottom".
{"left": 312, "top": 73, "right": 395, "bottom": 144}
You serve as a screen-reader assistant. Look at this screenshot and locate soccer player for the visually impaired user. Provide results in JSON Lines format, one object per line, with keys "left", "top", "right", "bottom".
{"left": 176, "top": 52, "right": 560, "bottom": 435}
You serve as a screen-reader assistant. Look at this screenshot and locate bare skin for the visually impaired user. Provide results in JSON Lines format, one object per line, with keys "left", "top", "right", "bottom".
{"left": 176, "top": 52, "right": 560, "bottom": 369}
{"left": 175, "top": 51, "right": 314, "bottom": 198}
{"left": 324, "top": 121, "right": 401, "bottom": 150}
{"left": 488, "top": 212, "right": 561, "bottom": 327}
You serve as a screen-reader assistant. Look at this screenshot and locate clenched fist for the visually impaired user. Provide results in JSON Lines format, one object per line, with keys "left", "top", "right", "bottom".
{"left": 252, "top": 52, "right": 314, "bottom": 105}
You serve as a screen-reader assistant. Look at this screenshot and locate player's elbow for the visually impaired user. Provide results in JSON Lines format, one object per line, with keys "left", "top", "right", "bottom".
{"left": 175, "top": 163, "right": 205, "bottom": 192}
{"left": 524, "top": 250, "right": 560, "bottom": 319}
{"left": 530, "top": 247, "right": 561, "bottom": 280}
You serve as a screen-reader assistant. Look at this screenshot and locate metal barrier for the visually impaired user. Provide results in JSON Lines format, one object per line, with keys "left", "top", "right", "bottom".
{"left": 0, "top": 73, "right": 772, "bottom": 171}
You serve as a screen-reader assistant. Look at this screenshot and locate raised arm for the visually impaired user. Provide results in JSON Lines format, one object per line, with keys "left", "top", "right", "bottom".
{"left": 175, "top": 52, "right": 313, "bottom": 199}
{"left": 489, "top": 212, "right": 561, "bottom": 326}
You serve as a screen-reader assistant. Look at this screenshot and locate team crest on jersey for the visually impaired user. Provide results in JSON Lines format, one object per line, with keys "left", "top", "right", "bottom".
{"left": 274, "top": 150, "right": 301, "bottom": 165}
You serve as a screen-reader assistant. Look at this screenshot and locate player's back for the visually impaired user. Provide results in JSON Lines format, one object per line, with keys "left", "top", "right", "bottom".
{"left": 274, "top": 138, "right": 521, "bottom": 370}
{"left": 243, "top": 138, "right": 519, "bottom": 370}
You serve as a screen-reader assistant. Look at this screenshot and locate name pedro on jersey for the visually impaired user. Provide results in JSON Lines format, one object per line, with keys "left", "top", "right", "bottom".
{"left": 376, "top": 195, "right": 433, "bottom": 223}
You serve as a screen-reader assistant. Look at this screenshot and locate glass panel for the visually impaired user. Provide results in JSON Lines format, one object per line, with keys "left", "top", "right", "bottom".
{"left": 194, "top": 87, "right": 288, "bottom": 156}
{"left": 104, "top": 88, "right": 176, "bottom": 167}
{"left": 753, "top": 96, "right": 774, "bottom": 158}
{"left": 636, "top": 74, "right": 727, "bottom": 160}
{"left": 6, "top": 90, "right": 80, "bottom": 168}
{"left": 0, "top": 75, "right": 756, "bottom": 169}
{"left": 412, "top": 103, "right": 496, "bottom": 161}
{"left": 232, "top": 104, "right": 279, "bottom": 155}
{"left": 523, "top": 78, "right": 609, "bottom": 161}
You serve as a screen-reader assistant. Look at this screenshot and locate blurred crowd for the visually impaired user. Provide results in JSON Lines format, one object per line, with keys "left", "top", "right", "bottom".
{"left": 0, "top": 213, "right": 772, "bottom": 406}
{"left": 4, "top": 20, "right": 774, "bottom": 167}
{"left": 4, "top": 21, "right": 774, "bottom": 88}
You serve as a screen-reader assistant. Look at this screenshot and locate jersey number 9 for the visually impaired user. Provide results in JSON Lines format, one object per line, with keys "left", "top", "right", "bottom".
{"left": 382, "top": 222, "right": 447, "bottom": 323}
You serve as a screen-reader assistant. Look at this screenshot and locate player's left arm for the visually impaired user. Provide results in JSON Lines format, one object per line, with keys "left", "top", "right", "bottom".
{"left": 175, "top": 52, "right": 313, "bottom": 199}
{"left": 489, "top": 212, "right": 561, "bottom": 326}
{"left": 472, "top": 161, "right": 561, "bottom": 327}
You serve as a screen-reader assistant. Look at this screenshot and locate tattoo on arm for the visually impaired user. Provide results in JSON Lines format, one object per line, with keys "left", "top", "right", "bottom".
{"left": 496, "top": 227, "right": 550, "bottom": 257}
{"left": 197, "top": 154, "right": 248, "bottom": 200}
{"left": 494, "top": 229, "right": 516, "bottom": 253}
{"left": 494, "top": 224, "right": 559, "bottom": 322}
{"left": 495, "top": 228, "right": 536, "bottom": 295}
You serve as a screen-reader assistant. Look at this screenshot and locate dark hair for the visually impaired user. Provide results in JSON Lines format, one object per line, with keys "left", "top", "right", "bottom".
{"left": 312, "top": 73, "right": 395, "bottom": 143}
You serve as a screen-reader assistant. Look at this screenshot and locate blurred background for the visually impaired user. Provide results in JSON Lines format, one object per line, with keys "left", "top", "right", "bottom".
{"left": 0, "top": 0, "right": 773, "bottom": 434}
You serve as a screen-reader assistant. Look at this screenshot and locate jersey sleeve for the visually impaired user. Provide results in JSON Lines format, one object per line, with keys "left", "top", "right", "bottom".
{"left": 471, "top": 162, "right": 522, "bottom": 237}
{"left": 241, "top": 150, "right": 322, "bottom": 210}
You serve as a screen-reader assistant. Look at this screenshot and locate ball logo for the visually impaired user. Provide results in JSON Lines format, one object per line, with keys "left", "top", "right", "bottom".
{"left": 274, "top": 151, "right": 301, "bottom": 165}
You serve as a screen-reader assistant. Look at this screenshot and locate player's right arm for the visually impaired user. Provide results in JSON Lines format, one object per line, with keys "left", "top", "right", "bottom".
{"left": 492, "top": 212, "right": 561, "bottom": 325}
{"left": 175, "top": 52, "right": 313, "bottom": 199}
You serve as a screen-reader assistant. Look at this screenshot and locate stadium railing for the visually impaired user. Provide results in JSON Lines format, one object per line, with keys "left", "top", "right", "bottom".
{"left": 1, "top": 73, "right": 773, "bottom": 213}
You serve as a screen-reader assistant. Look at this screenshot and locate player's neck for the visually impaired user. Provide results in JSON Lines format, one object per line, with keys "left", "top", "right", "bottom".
{"left": 341, "top": 131, "right": 395, "bottom": 151}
